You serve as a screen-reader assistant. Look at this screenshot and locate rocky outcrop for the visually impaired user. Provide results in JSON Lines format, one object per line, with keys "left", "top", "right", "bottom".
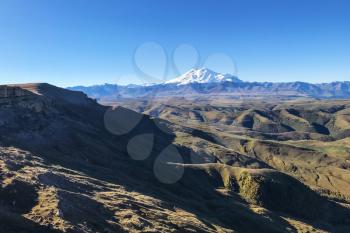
{"left": 0, "top": 86, "right": 34, "bottom": 98}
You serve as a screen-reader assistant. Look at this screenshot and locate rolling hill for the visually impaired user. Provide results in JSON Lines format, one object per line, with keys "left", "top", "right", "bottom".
{"left": 1, "top": 83, "right": 350, "bottom": 232}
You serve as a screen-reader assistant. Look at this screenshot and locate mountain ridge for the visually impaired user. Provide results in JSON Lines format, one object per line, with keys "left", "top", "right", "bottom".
{"left": 68, "top": 69, "right": 350, "bottom": 100}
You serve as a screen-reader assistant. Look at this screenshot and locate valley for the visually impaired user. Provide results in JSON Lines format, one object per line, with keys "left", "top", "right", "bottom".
{"left": 1, "top": 83, "right": 349, "bottom": 232}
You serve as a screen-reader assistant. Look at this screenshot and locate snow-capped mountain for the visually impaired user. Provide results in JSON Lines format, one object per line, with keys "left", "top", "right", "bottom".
{"left": 165, "top": 68, "right": 241, "bottom": 85}
{"left": 68, "top": 68, "right": 350, "bottom": 100}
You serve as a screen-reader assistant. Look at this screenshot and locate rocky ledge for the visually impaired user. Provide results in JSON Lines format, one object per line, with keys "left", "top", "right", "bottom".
{"left": 0, "top": 85, "right": 34, "bottom": 98}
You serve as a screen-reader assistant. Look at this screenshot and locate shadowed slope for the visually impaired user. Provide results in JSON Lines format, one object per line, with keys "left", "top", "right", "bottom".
{"left": 1, "top": 84, "right": 350, "bottom": 232}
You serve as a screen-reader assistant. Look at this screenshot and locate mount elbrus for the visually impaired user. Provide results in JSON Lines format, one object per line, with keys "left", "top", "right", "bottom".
{"left": 69, "top": 68, "right": 350, "bottom": 101}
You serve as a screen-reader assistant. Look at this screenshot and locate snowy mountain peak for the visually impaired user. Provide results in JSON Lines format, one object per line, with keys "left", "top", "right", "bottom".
{"left": 165, "top": 68, "right": 241, "bottom": 85}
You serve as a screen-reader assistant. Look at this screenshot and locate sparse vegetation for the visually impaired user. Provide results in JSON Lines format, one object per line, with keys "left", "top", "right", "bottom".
{"left": 1, "top": 84, "right": 350, "bottom": 232}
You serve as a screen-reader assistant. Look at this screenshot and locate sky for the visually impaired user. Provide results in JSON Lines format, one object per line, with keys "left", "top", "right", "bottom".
{"left": 0, "top": 0, "right": 349, "bottom": 87}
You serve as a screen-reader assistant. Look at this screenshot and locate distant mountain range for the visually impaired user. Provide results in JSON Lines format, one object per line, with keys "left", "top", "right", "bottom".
{"left": 69, "top": 68, "right": 350, "bottom": 100}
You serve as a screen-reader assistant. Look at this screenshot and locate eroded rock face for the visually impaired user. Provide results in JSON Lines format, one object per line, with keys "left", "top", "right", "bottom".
{"left": 0, "top": 86, "right": 34, "bottom": 98}
{"left": 0, "top": 85, "right": 48, "bottom": 113}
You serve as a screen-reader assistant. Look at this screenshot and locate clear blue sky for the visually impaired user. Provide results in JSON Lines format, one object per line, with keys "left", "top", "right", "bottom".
{"left": 0, "top": 0, "right": 349, "bottom": 87}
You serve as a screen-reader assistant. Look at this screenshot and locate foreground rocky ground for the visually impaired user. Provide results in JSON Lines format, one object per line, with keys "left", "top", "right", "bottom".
{"left": 1, "top": 84, "right": 350, "bottom": 232}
